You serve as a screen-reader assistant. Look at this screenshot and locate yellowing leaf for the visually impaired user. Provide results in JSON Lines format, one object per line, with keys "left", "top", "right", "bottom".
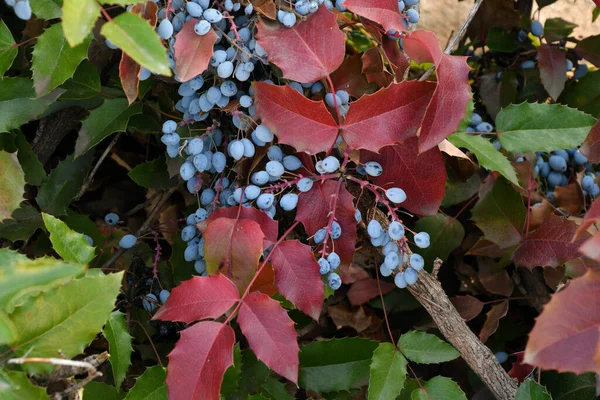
{"left": 0, "top": 151, "right": 25, "bottom": 223}
{"left": 62, "top": 0, "right": 100, "bottom": 47}
{"left": 42, "top": 213, "right": 95, "bottom": 265}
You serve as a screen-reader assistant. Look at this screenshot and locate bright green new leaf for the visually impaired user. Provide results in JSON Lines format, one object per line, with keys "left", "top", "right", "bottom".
{"left": 411, "top": 214, "right": 465, "bottom": 271}
{"left": 299, "top": 338, "right": 379, "bottom": 393}
{"left": 448, "top": 131, "right": 519, "bottom": 186}
{"left": 0, "top": 312, "right": 17, "bottom": 343}
{"left": 7, "top": 272, "right": 124, "bottom": 374}
{"left": 410, "top": 376, "right": 467, "bottom": 400}
{"left": 104, "top": 311, "right": 133, "bottom": 389}
{"left": 82, "top": 381, "right": 125, "bottom": 400}
{"left": 124, "top": 365, "right": 168, "bottom": 400}
{"left": 496, "top": 103, "right": 597, "bottom": 153}
{"left": 32, "top": 23, "right": 91, "bottom": 96}
{"left": 75, "top": 99, "right": 142, "bottom": 157}
{"left": 515, "top": 380, "right": 552, "bottom": 400}
{"left": 368, "top": 343, "right": 407, "bottom": 400}
{"left": 129, "top": 157, "right": 176, "bottom": 189}
{"left": 0, "top": 78, "right": 64, "bottom": 133}
{"left": 42, "top": 213, "right": 95, "bottom": 265}
{"left": 36, "top": 152, "right": 94, "bottom": 216}
{"left": 471, "top": 178, "right": 526, "bottom": 249}
{"left": 0, "top": 205, "right": 44, "bottom": 242}
{"left": 0, "top": 20, "right": 17, "bottom": 76}
{"left": 62, "top": 0, "right": 100, "bottom": 47}
{"left": 0, "top": 248, "right": 84, "bottom": 313}
{"left": 397, "top": 331, "right": 459, "bottom": 364}
{"left": 0, "top": 151, "right": 25, "bottom": 223}
{"left": 30, "top": 0, "right": 63, "bottom": 19}
{"left": 0, "top": 370, "right": 48, "bottom": 399}
{"left": 100, "top": 12, "right": 171, "bottom": 76}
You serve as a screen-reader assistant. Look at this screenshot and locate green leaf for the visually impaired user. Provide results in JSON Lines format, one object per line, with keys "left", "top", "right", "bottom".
{"left": 0, "top": 205, "right": 44, "bottom": 242}
{"left": 368, "top": 343, "right": 407, "bottom": 400}
{"left": 128, "top": 157, "right": 176, "bottom": 189}
{"left": 61, "top": 0, "right": 100, "bottom": 47}
{"left": 299, "top": 338, "right": 379, "bottom": 393}
{"left": 82, "top": 381, "right": 125, "bottom": 400}
{"left": 259, "top": 376, "right": 294, "bottom": 400}
{"left": 448, "top": 131, "right": 519, "bottom": 186}
{"left": 397, "top": 331, "right": 459, "bottom": 364}
{"left": 593, "top": 7, "right": 599, "bottom": 23}
{"left": 543, "top": 18, "right": 577, "bottom": 43}
{"left": 411, "top": 214, "right": 465, "bottom": 271}
{"left": 13, "top": 131, "right": 46, "bottom": 185}
{"left": 0, "top": 248, "right": 85, "bottom": 313}
{"left": 75, "top": 99, "right": 142, "bottom": 157}
{"left": 562, "top": 70, "right": 600, "bottom": 118}
{"left": 100, "top": 12, "right": 171, "bottom": 76}
{"left": 398, "top": 378, "right": 421, "bottom": 400}
{"left": 238, "top": 350, "right": 270, "bottom": 397}
{"left": 7, "top": 272, "right": 123, "bottom": 374}
{"left": 496, "top": 103, "right": 597, "bottom": 153}
{"left": 0, "top": 369, "right": 48, "bottom": 400}
{"left": 32, "top": 23, "right": 91, "bottom": 96}
{"left": 62, "top": 209, "right": 103, "bottom": 252}
{"left": 0, "top": 312, "right": 18, "bottom": 343}
{"left": 0, "top": 20, "right": 17, "bottom": 76}
{"left": 0, "top": 79, "right": 64, "bottom": 133}
{"left": 42, "top": 213, "right": 95, "bottom": 264}
{"left": 516, "top": 380, "right": 552, "bottom": 400}
{"left": 471, "top": 178, "right": 526, "bottom": 249}
{"left": 100, "top": 0, "right": 146, "bottom": 4}
{"left": 410, "top": 376, "right": 467, "bottom": 400}
{"left": 0, "top": 151, "right": 25, "bottom": 223}
{"left": 124, "top": 365, "right": 168, "bottom": 400}
{"left": 104, "top": 311, "right": 133, "bottom": 389}
{"left": 30, "top": 0, "right": 63, "bottom": 19}
{"left": 221, "top": 343, "right": 242, "bottom": 396}
{"left": 60, "top": 60, "right": 101, "bottom": 100}
{"left": 541, "top": 371, "right": 597, "bottom": 400}
{"left": 36, "top": 153, "right": 94, "bottom": 216}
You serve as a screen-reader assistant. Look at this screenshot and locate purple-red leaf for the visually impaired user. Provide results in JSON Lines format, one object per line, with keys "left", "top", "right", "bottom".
{"left": 580, "top": 119, "right": 600, "bottom": 163}
{"left": 580, "top": 233, "right": 600, "bottom": 263}
{"left": 343, "top": 0, "right": 407, "bottom": 35}
{"left": 342, "top": 81, "right": 436, "bottom": 152}
{"left": 513, "top": 214, "right": 589, "bottom": 268}
{"left": 479, "top": 300, "right": 508, "bottom": 343}
{"left": 347, "top": 278, "right": 395, "bottom": 306}
{"left": 360, "top": 138, "right": 446, "bottom": 216}
{"left": 204, "top": 217, "right": 265, "bottom": 292}
{"left": 256, "top": 6, "right": 345, "bottom": 83}
{"left": 525, "top": 270, "right": 600, "bottom": 374}
{"left": 537, "top": 44, "right": 567, "bottom": 101}
{"left": 201, "top": 206, "right": 278, "bottom": 245}
{"left": 296, "top": 180, "right": 358, "bottom": 265}
{"left": 403, "top": 30, "right": 443, "bottom": 65}
{"left": 270, "top": 240, "right": 324, "bottom": 321}
{"left": 253, "top": 82, "right": 339, "bottom": 154}
{"left": 166, "top": 321, "right": 235, "bottom": 400}
{"left": 237, "top": 292, "right": 299, "bottom": 383}
{"left": 173, "top": 19, "right": 218, "bottom": 82}
{"left": 153, "top": 275, "right": 239, "bottom": 323}
{"left": 331, "top": 53, "right": 377, "bottom": 98}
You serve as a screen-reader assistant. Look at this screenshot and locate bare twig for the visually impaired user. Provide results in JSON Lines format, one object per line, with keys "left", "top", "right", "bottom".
{"left": 75, "top": 132, "right": 122, "bottom": 201}
{"left": 418, "top": 0, "right": 484, "bottom": 82}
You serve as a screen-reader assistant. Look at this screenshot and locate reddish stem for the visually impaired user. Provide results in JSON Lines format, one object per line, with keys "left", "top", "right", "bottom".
{"left": 450, "top": 194, "right": 478, "bottom": 222}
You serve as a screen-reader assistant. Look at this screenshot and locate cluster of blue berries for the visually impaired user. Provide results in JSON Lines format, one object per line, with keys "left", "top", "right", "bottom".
{"left": 466, "top": 112, "right": 501, "bottom": 151}
{"left": 3, "top": 0, "right": 32, "bottom": 20}
{"left": 143, "top": 289, "right": 170, "bottom": 313}
{"left": 535, "top": 149, "right": 598, "bottom": 197}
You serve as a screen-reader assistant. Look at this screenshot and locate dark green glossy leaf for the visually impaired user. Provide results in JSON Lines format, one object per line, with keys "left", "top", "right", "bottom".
{"left": 82, "top": 381, "right": 125, "bottom": 400}
{"left": 544, "top": 18, "right": 577, "bottom": 43}
{"left": 61, "top": 60, "right": 101, "bottom": 100}
{"left": 410, "top": 376, "right": 467, "bottom": 400}
{"left": 128, "top": 157, "right": 176, "bottom": 189}
{"left": 13, "top": 131, "right": 45, "bottom": 185}
{"left": 124, "top": 365, "right": 168, "bottom": 400}
{"left": 561, "top": 70, "right": 600, "bottom": 117}
{"left": 221, "top": 343, "right": 242, "bottom": 396}
{"left": 411, "top": 214, "right": 465, "bottom": 271}
{"left": 368, "top": 343, "right": 407, "bottom": 400}
{"left": 541, "top": 371, "right": 597, "bottom": 400}
{"left": 397, "top": 331, "right": 459, "bottom": 364}
{"left": 0, "top": 205, "right": 44, "bottom": 242}
{"left": 515, "top": 380, "right": 552, "bottom": 400}
{"left": 0, "top": 20, "right": 17, "bottom": 76}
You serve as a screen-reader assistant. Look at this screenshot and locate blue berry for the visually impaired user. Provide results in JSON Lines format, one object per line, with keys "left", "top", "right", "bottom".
{"left": 354, "top": 209, "right": 362, "bottom": 223}
{"left": 195, "top": 259, "right": 207, "bottom": 274}
{"left": 327, "top": 252, "right": 341, "bottom": 270}
{"left": 531, "top": 20, "right": 544, "bottom": 37}
{"left": 157, "top": 19, "right": 174, "bottom": 40}
{"left": 406, "top": 9, "right": 419, "bottom": 23}
{"left": 143, "top": 293, "right": 158, "bottom": 312}
{"left": 318, "top": 258, "right": 331, "bottom": 275}
{"left": 410, "top": 253, "right": 424, "bottom": 270}
{"left": 495, "top": 351, "right": 509, "bottom": 364}
{"left": 331, "top": 221, "right": 342, "bottom": 239}
{"left": 105, "top": 213, "right": 119, "bottom": 226}
{"left": 280, "top": 193, "right": 299, "bottom": 211}
{"left": 180, "top": 162, "right": 196, "bottom": 181}
{"left": 364, "top": 161, "right": 383, "bottom": 177}
{"left": 367, "top": 220, "right": 383, "bottom": 238}
{"left": 521, "top": 60, "right": 535, "bottom": 69}
{"left": 573, "top": 151, "right": 588, "bottom": 165}
{"left": 404, "top": 267, "right": 418, "bottom": 285}
{"left": 159, "top": 289, "right": 171, "bottom": 304}
{"left": 475, "top": 122, "right": 494, "bottom": 132}
{"left": 251, "top": 171, "right": 270, "bottom": 186}
{"left": 84, "top": 234, "right": 94, "bottom": 246}
{"left": 162, "top": 120, "right": 178, "bottom": 134}
{"left": 388, "top": 221, "right": 405, "bottom": 240}
{"left": 328, "top": 272, "right": 342, "bottom": 290}
{"left": 549, "top": 155, "right": 567, "bottom": 172}
{"left": 379, "top": 263, "right": 392, "bottom": 277}
{"left": 321, "top": 156, "right": 340, "bottom": 173}
{"left": 386, "top": 187, "right": 406, "bottom": 204}
{"left": 182, "top": 225, "right": 198, "bottom": 242}
{"left": 414, "top": 232, "right": 430, "bottom": 248}
{"left": 394, "top": 272, "right": 407, "bottom": 288}
{"left": 283, "top": 155, "right": 303, "bottom": 171}
{"left": 314, "top": 228, "right": 326, "bottom": 244}
{"left": 384, "top": 251, "right": 400, "bottom": 270}
{"left": 297, "top": 177, "right": 314, "bottom": 193}
{"left": 119, "top": 234, "right": 137, "bottom": 249}
{"left": 256, "top": 193, "right": 274, "bottom": 209}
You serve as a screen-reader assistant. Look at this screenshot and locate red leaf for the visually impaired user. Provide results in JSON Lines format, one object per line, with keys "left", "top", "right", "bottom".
{"left": 580, "top": 233, "right": 600, "bottom": 263}
{"left": 256, "top": 6, "right": 345, "bottom": 83}
{"left": 360, "top": 138, "right": 446, "bottom": 215}
{"left": 119, "top": 1, "right": 158, "bottom": 104}
{"left": 580, "top": 120, "right": 600, "bottom": 163}
{"left": 331, "top": 53, "right": 377, "bottom": 98}
{"left": 479, "top": 300, "right": 508, "bottom": 343}
{"left": 296, "top": 180, "right": 358, "bottom": 265}
{"left": 253, "top": 82, "right": 338, "bottom": 154}
{"left": 361, "top": 47, "right": 392, "bottom": 88}
{"left": 347, "top": 278, "right": 395, "bottom": 306}
{"left": 382, "top": 36, "right": 409, "bottom": 78}
{"left": 343, "top": 0, "right": 407, "bottom": 35}
{"left": 153, "top": 275, "right": 239, "bottom": 323}
{"left": 248, "top": 264, "right": 277, "bottom": 296}
{"left": 174, "top": 19, "right": 219, "bottom": 82}
{"left": 167, "top": 321, "right": 235, "bottom": 400}
{"left": 508, "top": 352, "right": 535, "bottom": 383}
{"left": 201, "top": 206, "right": 279, "bottom": 245}
{"left": 270, "top": 240, "right": 324, "bottom": 320}
{"left": 204, "top": 217, "right": 265, "bottom": 292}
{"left": 537, "top": 45, "right": 567, "bottom": 101}
{"left": 525, "top": 270, "right": 600, "bottom": 374}
{"left": 450, "top": 295, "right": 484, "bottom": 321}
{"left": 342, "top": 81, "right": 436, "bottom": 151}
{"left": 403, "top": 30, "right": 471, "bottom": 152}
{"left": 513, "top": 214, "right": 590, "bottom": 268}
{"left": 237, "top": 292, "right": 299, "bottom": 383}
